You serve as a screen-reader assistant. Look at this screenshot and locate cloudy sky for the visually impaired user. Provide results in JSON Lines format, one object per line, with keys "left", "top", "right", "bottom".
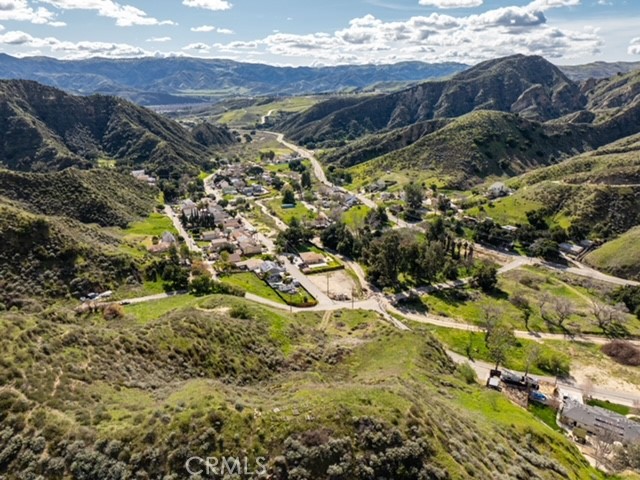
{"left": 0, "top": 0, "right": 638, "bottom": 65}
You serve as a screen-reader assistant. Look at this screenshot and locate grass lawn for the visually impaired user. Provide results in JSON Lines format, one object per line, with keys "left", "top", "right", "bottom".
{"left": 528, "top": 403, "right": 563, "bottom": 433}
{"left": 123, "top": 213, "right": 177, "bottom": 238}
{"left": 466, "top": 193, "right": 544, "bottom": 225}
{"left": 221, "top": 272, "right": 285, "bottom": 305}
{"left": 268, "top": 199, "right": 316, "bottom": 225}
{"left": 586, "top": 398, "right": 631, "bottom": 416}
{"left": 124, "top": 294, "right": 202, "bottom": 324}
{"left": 342, "top": 205, "right": 371, "bottom": 229}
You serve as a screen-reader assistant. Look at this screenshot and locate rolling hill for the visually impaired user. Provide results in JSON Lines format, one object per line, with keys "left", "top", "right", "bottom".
{"left": 0, "top": 295, "right": 602, "bottom": 478}
{"left": 0, "top": 79, "right": 234, "bottom": 177}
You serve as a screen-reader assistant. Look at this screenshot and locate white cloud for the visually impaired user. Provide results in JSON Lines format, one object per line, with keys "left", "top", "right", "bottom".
{"left": 0, "top": 0, "right": 56, "bottom": 24}
{"left": 39, "top": 0, "right": 176, "bottom": 27}
{"left": 0, "top": 29, "right": 150, "bottom": 57}
{"left": 629, "top": 37, "right": 640, "bottom": 55}
{"left": 209, "top": 1, "right": 600, "bottom": 65}
{"left": 48, "top": 21, "right": 66, "bottom": 27}
{"left": 190, "top": 25, "right": 233, "bottom": 34}
{"left": 419, "top": 0, "right": 483, "bottom": 8}
{"left": 191, "top": 25, "right": 215, "bottom": 32}
{"left": 182, "top": 0, "right": 232, "bottom": 11}
{"left": 182, "top": 42, "right": 210, "bottom": 51}
{"left": 147, "top": 36, "right": 171, "bottom": 42}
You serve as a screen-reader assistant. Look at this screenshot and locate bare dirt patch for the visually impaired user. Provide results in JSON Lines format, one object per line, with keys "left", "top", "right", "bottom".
{"left": 308, "top": 270, "right": 358, "bottom": 300}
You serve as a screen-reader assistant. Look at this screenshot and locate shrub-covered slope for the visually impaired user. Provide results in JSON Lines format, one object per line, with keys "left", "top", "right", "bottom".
{"left": 0, "top": 201, "right": 140, "bottom": 307}
{"left": 0, "top": 79, "right": 234, "bottom": 176}
{"left": 0, "top": 168, "right": 157, "bottom": 227}
{"left": 280, "top": 55, "right": 585, "bottom": 147}
{"left": 0, "top": 296, "right": 600, "bottom": 479}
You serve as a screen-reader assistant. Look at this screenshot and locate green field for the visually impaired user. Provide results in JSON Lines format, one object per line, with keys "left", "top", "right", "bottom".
{"left": 586, "top": 398, "right": 631, "bottom": 416}
{"left": 217, "top": 97, "right": 320, "bottom": 126}
{"left": 268, "top": 198, "right": 317, "bottom": 225}
{"left": 221, "top": 272, "right": 285, "bottom": 305}
{"left": 342, "top": 205, "right": 371, "bottom": 228}
{"left": 123, "top": 294, "right": 202, "bottom": 323}
{"left": 419, "top": 266, "right": 639, "bottom": 335}
{"left": 528, "top": 403, "right": 563, "bottom": 433}
{"left": 122, "top": 212, "right": 177, "bottom": 238}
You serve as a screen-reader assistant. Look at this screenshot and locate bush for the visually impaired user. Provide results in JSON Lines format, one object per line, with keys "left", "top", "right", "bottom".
{"left": 102, "top": 304, "right": 124, "bottom": 321}
{"left": 456, "top": 363, "right": 477, "bottom": 385}
{"left": 602, "top": 341, "right": 640, "bottom": 366}
{"left": 536, "top": 351, "right": 570, "bottom": 377}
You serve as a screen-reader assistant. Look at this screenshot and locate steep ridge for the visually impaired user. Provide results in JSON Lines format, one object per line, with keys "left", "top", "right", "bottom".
{"left": 280, "top": 55, "right": 586, "bottom": 147}
{"left": 0, "top": 80, "right": 234, "bottom": 177}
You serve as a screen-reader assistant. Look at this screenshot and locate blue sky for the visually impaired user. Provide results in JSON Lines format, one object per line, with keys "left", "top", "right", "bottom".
{"left": 0, "top": 1, "right": 638, "bottom": 65}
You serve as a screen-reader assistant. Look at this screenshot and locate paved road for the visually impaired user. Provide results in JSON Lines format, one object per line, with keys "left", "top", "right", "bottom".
{"left": 164, "top": 205, "right": 201, "bottom": 254}
{"left": 447, "top": 350, "right": 640, "bottom": 407}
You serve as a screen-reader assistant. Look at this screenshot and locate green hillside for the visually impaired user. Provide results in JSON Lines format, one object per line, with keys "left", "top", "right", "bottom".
{"left": 0, "top": 79, "right": 234, "bottom": 178}
{"left": 0, "top": 295, "right": 603, "bottom": 479}
{"left": 0, "top": 201, "right": 140, "bottom": 307}
{"left": 585, "top": 227, "right": 640, "bottom": 281}
{"left": 342, "top": 110, "right": 590, "bottom": 189}
{"left": 0, "top": 168, "right": 158, "bottom": 227}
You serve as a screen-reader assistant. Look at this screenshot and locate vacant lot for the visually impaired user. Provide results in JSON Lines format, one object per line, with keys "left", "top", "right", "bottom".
{"left": 308, "top": 269, "right": 359, "bottom": 299}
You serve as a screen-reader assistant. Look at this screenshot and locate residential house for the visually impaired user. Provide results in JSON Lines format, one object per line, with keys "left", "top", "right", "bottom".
{"left": 560, "top": 399, "right": 640, "bottom": 444}
{"left": 228, "top": 250, "right": 243, "bottom": 265}
{"left": 559, "top": 242, "right": 585, "bottom": 256}
{"left": 300, "top": 252, "right": 326, "bottom": 266}
{"left": 239, "top": 240, "right": 263, "bottom": 257}
{"left": 223, "top": 218, "right": 243, "bottom": 230}
{"left": 259, "top": 261, "right": 285, "bottom": 278}
{"left": 202, "top": 230, "right": 224, "bottom": 241}
{"left": 161, "top": 231, "right": 177, "bottom": 244}
{"left": 180, "top": 199, "right": 199, "bottom": 218}
{"left": 209, "top": 238, "right": 234, "bottom": 252}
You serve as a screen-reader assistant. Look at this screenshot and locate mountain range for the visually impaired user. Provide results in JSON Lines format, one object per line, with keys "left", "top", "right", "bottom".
{"left": 0, "top": 54, "right": 468, "bottom": 105}
{"left": 279, "top": 55, "right": 640, "bottom": 188}
{"left": 1, "top": 54, "right": 637, "bottom": 107}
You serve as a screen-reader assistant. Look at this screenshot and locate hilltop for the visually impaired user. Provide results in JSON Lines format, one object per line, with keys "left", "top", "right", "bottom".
{"left": 0, "top": 80, "right": 234, "bottom": 177}
{"left": 279, "top": 55, "right": 585, "bottom": 147}
{"left": 0, "top": 295, "right": 601, "bottom": 478}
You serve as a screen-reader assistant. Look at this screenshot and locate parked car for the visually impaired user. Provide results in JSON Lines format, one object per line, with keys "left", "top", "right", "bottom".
{"left": 530, "top": 391, "right": 547, "bottom": 403}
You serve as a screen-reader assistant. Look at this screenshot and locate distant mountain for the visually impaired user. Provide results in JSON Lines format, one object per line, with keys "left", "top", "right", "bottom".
{"left": 280, "top": 55, "right": 586, "bottom": 147}
{"left": 0, "top": 80, "right": 234, "bottom": 179}
{"left": 0, "top": 54, "right": 468, "bottom": 105}
{"left": 560, "top": 61, "right": 640, "bottom": 82}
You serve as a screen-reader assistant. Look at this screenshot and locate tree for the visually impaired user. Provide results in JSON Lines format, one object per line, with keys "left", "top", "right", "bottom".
{"left": 554, "top": 298, "right": 574, "bottom": 329}
{"left": 418, "top": 241, "right": 446, "bottom": 283}
{"left": 190, "top": 275, "right": 213, "bottom": 296}
{"left": 472, "top": 262, "right": 498, "bottom": 292}
{"left": 276, "top": 217, "right": 311, "bottom": 252}
{"left": 524, "top": 344, "right": 541, "bottom": 376}
{"left": 593, "top": 430, "right": 617, "bottom": 469}
{"left": 301, "top": 169, "right": 312, "bottom": 189}
{"left": 480, "top": 303, "right": 502, "bottom": 341}
{"left": 485, "top": 323, "right": 516, "bottom": 369}
{"left": 529, "top": 238, "right": 559, "bottom": 260}
{"left": 404, "top": 182, "right": 424, "bottom": 216}
{"left": 282, "top": 185, "right": 296, "bottom": 205}
{"left": 510, "top": 290, "right": 532, "bottom": 330}
{"left": 591, "top": 301, "right": 627, "bottom": 334}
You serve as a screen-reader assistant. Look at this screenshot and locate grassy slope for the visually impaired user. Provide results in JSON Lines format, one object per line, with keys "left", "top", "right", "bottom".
{"left": 0, "top": 295, "right": 603, "bottom": 479}
{"left": 585, "top": 227, "right": 640, "bottom": 281}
